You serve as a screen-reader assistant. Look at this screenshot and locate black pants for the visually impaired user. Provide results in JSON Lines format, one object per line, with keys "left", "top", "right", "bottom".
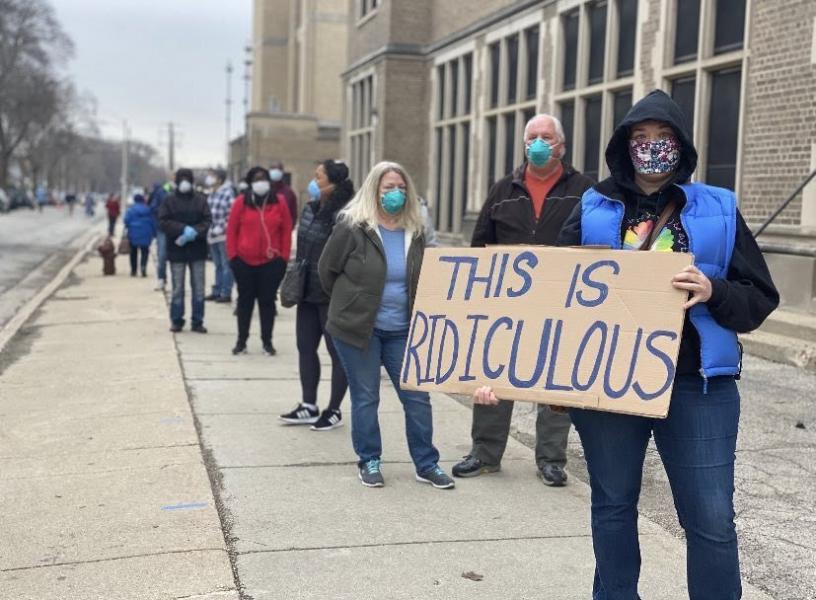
{"left": 296, "top": 301, "right": 348, "bottom": 411}
{"left": 129, "top": 245, "right": 149, "bottom": 275}
{"left": 231, "top": 257, "right": 286, "bottom": 345}
{"left": 108, "top": 216, "right": 118, "bottom": 236}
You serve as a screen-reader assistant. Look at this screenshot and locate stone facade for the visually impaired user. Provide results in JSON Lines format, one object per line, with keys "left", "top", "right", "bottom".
{"left": 740, "top": 0, "right": 816, "bottom": 227}
{"left": 232, "top": 0, "right": 349, "bottom": 208}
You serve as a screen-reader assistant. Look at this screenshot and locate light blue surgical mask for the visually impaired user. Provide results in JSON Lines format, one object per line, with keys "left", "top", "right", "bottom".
{"left": 525, "top": 138, "right": 553, "bottom": 167}
{"left": 381, "top": 189, "right": 406, "bottom": 214}
{"left": 269, "top": 168, "right": 283, "bottom": 182}
{"left": 307, "top": 179, "right": 321, "bottom": 201}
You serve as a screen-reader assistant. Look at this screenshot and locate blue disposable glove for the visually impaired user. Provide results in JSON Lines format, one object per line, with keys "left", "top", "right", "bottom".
{"left": 183, "top": 225, "right": 197, "bottom": 241}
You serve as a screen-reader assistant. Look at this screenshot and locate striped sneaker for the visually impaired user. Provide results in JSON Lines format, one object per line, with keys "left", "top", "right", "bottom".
{"left": 279, "top": 404, "right": 319, "bottom": 425}
{"left": 310, "top": 409, "right": 343, "bottom": 431}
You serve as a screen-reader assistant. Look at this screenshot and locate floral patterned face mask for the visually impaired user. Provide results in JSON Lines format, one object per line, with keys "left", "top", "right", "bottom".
{"left": 628, "top": 136, "right": 681, "bottom": 175}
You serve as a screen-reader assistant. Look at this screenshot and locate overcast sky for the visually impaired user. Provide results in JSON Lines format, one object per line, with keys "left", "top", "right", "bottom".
{"left": 52, "top": 0, "right": 252, "bottom": 170}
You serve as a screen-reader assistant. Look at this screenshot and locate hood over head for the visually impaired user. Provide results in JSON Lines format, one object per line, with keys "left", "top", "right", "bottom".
{"left": 605, "top": 89, "right": 697, "bottom": 192}
{"left": 175, "top": 168, "right": 194, "bottom": 186}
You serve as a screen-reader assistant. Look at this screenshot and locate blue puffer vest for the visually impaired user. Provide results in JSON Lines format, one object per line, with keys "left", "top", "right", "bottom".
{"left": 581, "top": 182, "right": 740, "bottom": 378}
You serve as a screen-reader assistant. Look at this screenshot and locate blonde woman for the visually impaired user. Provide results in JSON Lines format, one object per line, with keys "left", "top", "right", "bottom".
{"left": 318, "top": 161, "right": 454, "bottom": 490}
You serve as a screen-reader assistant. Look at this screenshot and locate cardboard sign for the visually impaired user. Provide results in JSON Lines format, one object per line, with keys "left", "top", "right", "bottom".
{"left": 400, "top": 246, "right": 693, "bottom": 418}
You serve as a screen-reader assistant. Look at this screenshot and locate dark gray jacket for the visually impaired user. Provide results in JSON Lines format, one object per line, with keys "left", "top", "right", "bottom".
{"left": 318, "top": 220, "right": 425, "bottom": 349}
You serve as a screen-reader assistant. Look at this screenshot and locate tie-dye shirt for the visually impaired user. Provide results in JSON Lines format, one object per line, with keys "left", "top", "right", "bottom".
{"left": 621, "top": 207, "right": 689, "bottom": 252}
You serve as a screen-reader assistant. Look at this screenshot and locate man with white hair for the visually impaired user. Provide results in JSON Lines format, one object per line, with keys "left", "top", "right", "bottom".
{"left": 452, "top": 113, "right": 595, "bottom": 486}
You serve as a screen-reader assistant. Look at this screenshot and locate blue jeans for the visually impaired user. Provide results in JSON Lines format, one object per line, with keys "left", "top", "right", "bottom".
{"left": 570, "top": 375, "right": 741, "bottom": 600}
{"left": 209, "top": 241, "right": 234, "bottom": 298}
{"left": 170, "top": 260, "right": 206, "bottom": 327}
{"left": 156, "top": 230, "right": 168, "bottom": 282}
{"left": 334, "top": 329, "right": 440, "bottom": 474}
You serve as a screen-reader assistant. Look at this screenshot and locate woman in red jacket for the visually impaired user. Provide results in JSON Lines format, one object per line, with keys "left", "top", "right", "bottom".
{"left": 226, "top": 166, "right": 293, "bottom": 355}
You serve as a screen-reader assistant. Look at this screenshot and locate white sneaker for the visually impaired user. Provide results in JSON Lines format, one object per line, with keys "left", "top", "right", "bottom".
{"left": 154, "top": 279, "right": 166, "bottom": 291}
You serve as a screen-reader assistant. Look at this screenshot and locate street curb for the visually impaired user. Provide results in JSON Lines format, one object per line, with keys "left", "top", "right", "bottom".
{"left": 0, "top": 226, "right": 103, "bottom": 355}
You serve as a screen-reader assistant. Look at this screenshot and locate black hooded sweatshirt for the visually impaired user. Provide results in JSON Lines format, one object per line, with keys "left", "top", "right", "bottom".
{"left": 557, "top": 90, "right": 779, "bottom": 376}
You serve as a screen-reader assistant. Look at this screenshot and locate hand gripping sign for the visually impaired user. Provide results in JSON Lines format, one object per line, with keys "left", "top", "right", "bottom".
{"left": 400, "top": 246, "right": 693, "bottom": 418}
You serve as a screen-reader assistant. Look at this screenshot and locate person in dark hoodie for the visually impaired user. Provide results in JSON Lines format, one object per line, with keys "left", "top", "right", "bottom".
{"left": 279, "top": 160, "right": 354, "bottom": 430}
{"left": 159, "top": 168, "right": 212, "bottom": 333}
{"left": 475, "top": 90, "right": 778, "bottom": 598}
{"left": 452, "top": 113, "right": 595, "bottom": 487}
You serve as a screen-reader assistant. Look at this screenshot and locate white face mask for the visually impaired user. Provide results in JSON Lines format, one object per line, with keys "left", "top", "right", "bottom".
{"left": 204, "top": 175, "right": 216, "bottom": 187}
{"left": 251, "top": 181, "right": 271, "bottom": 196}
{"left": 269, "top": 168, "right": 283, "bottom": 182}
{"left": 178, "top": 180, "right": 192, "bottom": 194}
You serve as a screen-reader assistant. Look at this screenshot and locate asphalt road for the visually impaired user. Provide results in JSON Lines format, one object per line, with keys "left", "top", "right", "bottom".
{"left": 0, "top": 206, "right": 102, "bottom": 330}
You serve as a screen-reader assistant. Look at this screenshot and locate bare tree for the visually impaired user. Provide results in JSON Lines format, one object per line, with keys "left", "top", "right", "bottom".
{"left": 0, "top": 0, "right": 73, "bottom": 187}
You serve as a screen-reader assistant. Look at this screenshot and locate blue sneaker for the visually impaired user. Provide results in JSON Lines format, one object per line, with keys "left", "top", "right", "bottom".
{"left": 359, "top": 459, "right": 384, "bottom": 487}
{"left": 416, "top": 466, "right": 455, "bottom": 489}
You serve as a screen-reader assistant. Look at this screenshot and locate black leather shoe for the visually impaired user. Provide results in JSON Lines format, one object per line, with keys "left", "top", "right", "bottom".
{"left": 452, "top": 455, "right": 500, "bottom": 478}
{"left": 538, "top": 464, "right": 568, "bottom": 487}
{"left": 191, "top": 324, "right": 208, "bottom": 334}
{"left": 169, "top": 323, "right": 183, "bottom": 333}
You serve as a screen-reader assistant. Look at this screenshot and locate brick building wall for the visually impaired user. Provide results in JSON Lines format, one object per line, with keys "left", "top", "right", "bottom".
{"left": 741, "top": 0, "right": 816, "bottom": 226}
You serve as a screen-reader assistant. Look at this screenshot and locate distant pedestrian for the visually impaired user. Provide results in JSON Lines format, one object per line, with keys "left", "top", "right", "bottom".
{"left": 204, "top": 168, "right": 235, "bottom": 303}
{"left": 158, "top": 169, "right": 212, "bottom": 333}
{"left": 268, "top": 161, "right": 298, "bottom": 227}
{"left": 318, "top": 161, "right": 454, "bottom": 490}
{"left": 84, "top": 193, "right": 95, "bottom": 217}
{"left": 106, "top": 195, "right": 121, "bottom": 236}
{"left": 279, "top": 160, "right": 354, "bottom": 431}
{"left": 149, "top": 182, "right": 171, "bottom": 291}
{"left": 124, "top": 193, "right": 156, "bottom": 277}
{"left": 65, "top": 192, "right": 77, "bottom": 216}
{"left": 226, "top": 166, "right": 292, "bottom": 356}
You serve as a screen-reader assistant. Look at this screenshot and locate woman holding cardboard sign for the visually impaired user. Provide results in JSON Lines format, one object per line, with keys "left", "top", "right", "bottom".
{"left": 318, "top": 161, "right": 454, "bottom": 490}
{"left": 476, "top": 90, "right": 779, "bottom": 598}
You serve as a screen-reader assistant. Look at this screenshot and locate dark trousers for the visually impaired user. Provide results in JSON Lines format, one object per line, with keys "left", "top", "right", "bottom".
{"left": 231, "top": 257, "right": 286, "bottom": 345}
{"left": 570, "top": 375, "right": 741, "bottom": 600}
{"left": 129, "top": 245, "right": 149, "bottom": 275}
{"left": 470, "top": 400, "right": 571, "bottom": 467}
{"left": 296, "top": 302, "right": 348, "bottom": 411}
{"left": 108, "top": 216, "right": 118, "bottom": 236}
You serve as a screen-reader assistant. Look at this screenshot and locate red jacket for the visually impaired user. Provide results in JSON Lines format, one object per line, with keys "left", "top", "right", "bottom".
{"left": 106, "top": 198, "right": 121, "bottom": 218}
{"left": 226, "top": 194, "right": 292, "bottom": 265}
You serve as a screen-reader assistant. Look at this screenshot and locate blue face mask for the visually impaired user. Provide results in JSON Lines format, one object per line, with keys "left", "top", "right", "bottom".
{"left": 381, "top": 189, "right": 406, "bottom": 214}
{"left": 525, "top": 138, "right": 552, "bottom": 167}
{"left": 307, "top": 179, "right": 321, "bottom": 200}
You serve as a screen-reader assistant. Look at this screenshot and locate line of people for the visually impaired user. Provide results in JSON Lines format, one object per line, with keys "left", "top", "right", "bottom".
{"left": 117, "top": 90, "right": 779, "bottom": 599}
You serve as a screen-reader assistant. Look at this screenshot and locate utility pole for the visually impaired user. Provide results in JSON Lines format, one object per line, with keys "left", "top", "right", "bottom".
{"left": 243, "top": 44, "right": 252, "bottom": 173}
{"left": 167, "top": 122, "right": 175, "bottom": 173}
{"left": 120, "top": 120, "right": 129, "bottom": 208}
{"left": 226, "top": 61, "right": 233, "bottom": 169}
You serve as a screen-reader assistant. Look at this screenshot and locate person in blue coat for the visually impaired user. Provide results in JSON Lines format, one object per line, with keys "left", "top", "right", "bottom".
{"left": 124, "top": 194, "right": 157, "bottom": 277}
{"left": 474, "top": 90, "right": 779, "bottom": 599}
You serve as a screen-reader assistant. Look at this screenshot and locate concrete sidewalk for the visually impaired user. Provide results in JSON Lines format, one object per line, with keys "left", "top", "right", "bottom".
{"left": 0, "top": 252, "right": 237, "bottom": 599}
{"left": 0, "top": 248, "right": 774, "bottom": 599}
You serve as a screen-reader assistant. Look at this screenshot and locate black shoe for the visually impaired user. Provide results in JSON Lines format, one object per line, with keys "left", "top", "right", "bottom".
{"left": 141, "top": 271, "right": 147, "bottom": 278}
{"left": 538, "top": 464, "right": 568, "bottom": 487}
{"left": 204, "top": 293, "right": 219, "bottom": 301}
{"left": 130, "top": 272, "right": 137, "bottom": 277}
{"left": 416, "top": 466, "right": 455, "bottom": 489}
{"left": 169, "top": 323, "right": 183, "bottom": 333}
{"left": 263, "top": 343, "right": 276, "bottom": 356}
{"left": 232, "top": 341, "right": 247, "bottom": 355}
{"left": 452, "top": 455, "right": 501, "bottom": 478}
{"left": 215, "top": 296, "right": 232, "bottom": 304}
{"left": 310, "top": 409, "right": 343, "bottom": 431}
{"left": 279, "top": 404, "right": 319, "bottom": 425}
{"left": 358, "top": 459, "right": 385, "bottom": 487}
{"left": 191, "top": 324, "right": 208, "bottom": 334}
